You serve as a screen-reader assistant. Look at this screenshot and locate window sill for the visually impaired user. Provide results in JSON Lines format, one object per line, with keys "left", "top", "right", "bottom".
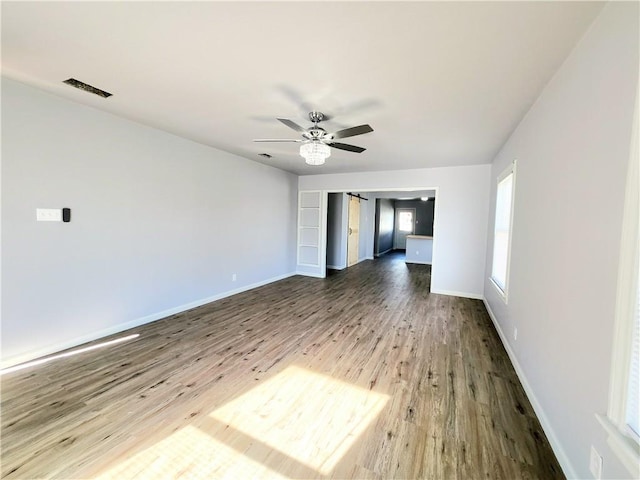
{"left": 490, "top": 277, "right": 509, "bottom": 304}
{"left": 596, "top": 414, "right": 640, "bottom": 477}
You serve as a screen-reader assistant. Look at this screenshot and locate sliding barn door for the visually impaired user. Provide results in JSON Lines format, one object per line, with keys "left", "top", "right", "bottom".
{"left": 347, "top": 195, "right": 360, "bottom": 266}
{"left": 297, "top": 191, "right": 327, "bottom": 278}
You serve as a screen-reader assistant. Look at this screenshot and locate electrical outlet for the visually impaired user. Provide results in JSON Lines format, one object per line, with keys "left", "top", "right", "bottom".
{"left": 416, "top": 250, "right": 420, "bottom": 255}
{"left": 514, "top": 328, "right": 518, "bottom": 341}
{"left": 232, "top": 274, "right": 237, "bottom": 282}
{"left": 589, "top": 446, "right": 602, "bottom": 479}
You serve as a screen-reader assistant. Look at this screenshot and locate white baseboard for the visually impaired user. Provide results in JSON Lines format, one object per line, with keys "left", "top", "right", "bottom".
{"left": 327, "top": 264, "right": 346, "bottom": 270}
{"left": 482, "top": 297, "right": 576, "bottom": 479}
{"left": 327, "top": 258, "right": 371, "bottom": 270}
{"left": 430, "top": 289, "right": 483, "bottom": 300}
{"left": 1, "top": 272, "right": 297, "bottom": 370}
{"left": 405, "top": 260, "right": 432, "bottom": 265}
{"left": 296, "top": 270, "right": 325, "bottom": 278}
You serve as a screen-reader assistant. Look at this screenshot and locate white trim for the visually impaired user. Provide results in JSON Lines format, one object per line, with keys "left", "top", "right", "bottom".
{"left": 483, "top": 297, "right": 576, "bottom": 479}
{"left": 1, "top": 334, "right": 141, "bottom": 375}
{"left": 375, "top": 248, "right": 393, "bottom": 257}
{"left": 329, "top": 257, "right": 373, "bottom": 270}
{"left": 596, "top": 414, "right": 640, "bottom": 478}
{"left": 490, "top": 160, "right": 517, "bottom": 305}
{"left": 431, "top": 289, "right": 483, "bottom": 300}
{"left": 600, "top": 76, "right": 640, "bottom": 474}
{"left": 489, "top": 276, "right": 508, "bottom": 301}
{"left": 406, "top": 260, "right": 432, "bottom": 265}
{"left": 320, "top": 191, "right": 328, "bottom": 276}
{"left": 1, "top": 271, "right": 296, "bottom": 370}
{"left": 431, "top": 187, "right": 440, "bottom": 294}
{"left": 296, "top": 270, "right": 325, "bottom": 278}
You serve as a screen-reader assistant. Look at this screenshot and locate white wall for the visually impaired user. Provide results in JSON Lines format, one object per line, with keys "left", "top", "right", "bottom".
{"left": 1, "top": 78, "right": 298, "bottom": 367}
{"left": 299, "top": 165, "right": 491, "bottom": 298}
{"left": 483, "top": 3, "right": 638, "bottom": 478}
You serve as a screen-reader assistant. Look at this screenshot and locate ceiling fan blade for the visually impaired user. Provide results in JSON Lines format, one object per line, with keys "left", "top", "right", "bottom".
{"left": 253, "top": 139, "right": 301, "bottom": 142}
{"left": 330, "top": 124, "right": 373, "bottom": 140}
{"left": 328, "top": 142, "right": 366, "bottom": 153}
{"left": 277, "top": 118, "right": 307, "bottom": 133}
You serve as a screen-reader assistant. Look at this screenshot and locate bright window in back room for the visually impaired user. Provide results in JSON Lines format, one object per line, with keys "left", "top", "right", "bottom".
{"left": 398, "top": 210, "right": 414, "bottom": 232}
{"left": 491, "top": 161, "right": 516, "bottom": 301}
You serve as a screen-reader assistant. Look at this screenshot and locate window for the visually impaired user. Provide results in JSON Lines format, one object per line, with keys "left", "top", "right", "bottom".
{"left": 596, "top": 100, "right": 639, "bottom": 476}
{"left": 398, "top": 211, "right": 414, "bottom": 232}
{"left": 491, "top": 161, "right": 516, "bottom": 301}
{"left": 598, "top": 197, "right": 640, "bottom": 475}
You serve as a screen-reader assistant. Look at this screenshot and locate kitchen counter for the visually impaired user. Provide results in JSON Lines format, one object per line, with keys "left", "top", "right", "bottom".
{"left": 405, "top": 235, "right": 433, "bottom": 265}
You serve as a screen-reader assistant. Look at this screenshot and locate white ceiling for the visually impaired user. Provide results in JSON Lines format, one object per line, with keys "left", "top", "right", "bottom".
{"left": 1, "top": 2, "right": 604, "bottom": 176}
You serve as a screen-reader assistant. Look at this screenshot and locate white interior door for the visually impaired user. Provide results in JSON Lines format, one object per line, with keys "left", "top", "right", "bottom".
{"left": 394, "top": 208, "right": 415, "bottom": 249}
{"left": 297, "top": 191, "right": 327, "bottom": 278}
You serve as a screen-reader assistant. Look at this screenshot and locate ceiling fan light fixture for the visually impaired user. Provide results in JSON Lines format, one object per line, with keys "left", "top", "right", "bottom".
{"left": 300, "top": 141, "right": 331, "bottom": 166}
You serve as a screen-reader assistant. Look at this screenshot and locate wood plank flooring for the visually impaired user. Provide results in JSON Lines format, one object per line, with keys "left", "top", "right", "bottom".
{"left": 1, "top": 252, "right": 563, "bottom": 479}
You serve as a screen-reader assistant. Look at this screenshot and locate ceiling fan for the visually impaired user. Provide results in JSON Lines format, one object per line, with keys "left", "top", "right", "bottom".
{"left": 254, "top": 111, "right": 373, "bottom": 165}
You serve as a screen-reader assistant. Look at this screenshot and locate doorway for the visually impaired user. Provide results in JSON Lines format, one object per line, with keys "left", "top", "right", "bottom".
{"left": 300, "top": 188, "right": 437, "bottom": 280}
{"left": 394, "top": 208, "right": 415, "bottom": 249}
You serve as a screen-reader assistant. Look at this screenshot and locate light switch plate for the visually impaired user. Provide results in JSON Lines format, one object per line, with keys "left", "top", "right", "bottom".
{"left": 36, "top": 208, "right": 62, "bottom": 222}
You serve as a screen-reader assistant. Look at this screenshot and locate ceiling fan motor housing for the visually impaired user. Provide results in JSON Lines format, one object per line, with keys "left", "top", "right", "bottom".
{"left": 308, "top": 111, "right": 325, "bottom": 124}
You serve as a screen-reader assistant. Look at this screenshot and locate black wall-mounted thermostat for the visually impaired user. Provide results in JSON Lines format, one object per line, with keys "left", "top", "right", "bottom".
{"left": 62, "top": 208, "right": 71, "bottom": 223}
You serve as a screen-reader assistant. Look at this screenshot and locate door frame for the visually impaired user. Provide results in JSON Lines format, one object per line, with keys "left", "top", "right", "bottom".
{"left": 304, "top": 187, "right": 439, "bottom": 280}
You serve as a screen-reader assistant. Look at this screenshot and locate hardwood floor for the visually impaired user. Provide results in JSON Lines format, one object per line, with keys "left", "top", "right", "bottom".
{"left": 1, "top": 252, "right": 563, "bottom": 479}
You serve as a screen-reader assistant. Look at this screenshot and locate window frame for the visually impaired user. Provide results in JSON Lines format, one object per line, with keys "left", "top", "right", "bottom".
{"left": 490, "top": 160, "right": 517, "bottom": 304}
{"left": 596, "top": 88, "right": 640, "bottom": 476}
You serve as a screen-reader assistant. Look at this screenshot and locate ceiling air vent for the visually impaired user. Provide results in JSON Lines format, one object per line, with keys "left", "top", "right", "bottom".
{"left": 63, "top": 78, "right": 112, "bottom": 98}
{"left": 258, "top": 153, "right": 272, "bottom": 159}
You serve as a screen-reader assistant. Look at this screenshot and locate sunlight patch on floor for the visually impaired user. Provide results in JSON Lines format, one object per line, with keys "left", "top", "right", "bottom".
{"left": 209, "top": 365, "right": 389, "bottom": 475}
{"left": 0, "top": 334, "right": 140, "bottom": 375}
{"left": 95, "top": 424, "right": 287, "bottom": 480}
{"left": 95, "top": 366, "right": 388, "bottom": 479}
